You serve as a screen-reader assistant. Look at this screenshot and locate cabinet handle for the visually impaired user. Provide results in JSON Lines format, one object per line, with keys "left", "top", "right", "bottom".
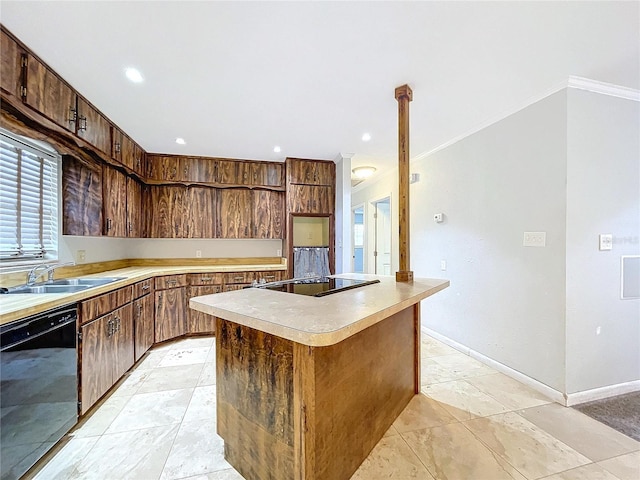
{"left": 114, "top": 315, "right": 121, "bottom": 333}
{"left": 184, "top": 166, "right": 188, "bottom": 177}
{"left": 157, "top": 293, "right": 163, "bottom": 309}
{"left": 107, "top": 318, "right": 114, "bottom": 337}
{"left": 106, "top": 218, "right": 112, "bottom": 232}
{"left": 78, "top": 115, "right": 87, "bottom": 132}
{"left": 171, "top": 167, "right": 177, "bottom": 178}
{"left": 114, "top": 142, "right": 121, "bottom": 154}
{"left": 127, "top": 222, "right": 132, "bottom": 234}
{"left": 141, "top": 284, "right": 150, "bottom": 290}
{"left": 233, "top": 276, "right": 244, "bottom": 282}
{"left": 68, "top": 107, "right": 77, "bottom": 127}
{"left": 200, "top": 276, "right": 212, "bottom": 282}
{"left": 136, "top": 158, "right": 141, "bottom": 170}
{"left": 265, "top": 275, "right": 275, "bottom": 281}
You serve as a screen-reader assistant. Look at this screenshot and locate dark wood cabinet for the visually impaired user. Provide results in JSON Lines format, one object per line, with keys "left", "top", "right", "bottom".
{"left": 155, "top": 274, "right": 187, "bottom": 343}
{"left": 62, "top": 155, "right": 103, "bottom": 236}
{"left": 185, "top": 156, "right": 216, "bottom": 183}
{"left": 188, "top": 187, "right": 216, "bottom": 238}
{"left": 187, "top": 285, "right": 221, "bottom": 334}
{"left": 112, "top": 303, "right": 135, "bottom": 381}
{"left": 287, "top": 184, "right": 334, "bottom": 215}
{"left": 103, "top": 165, "right": 127, "bottom": 237}
{"left": 80, "top": 312, "right": 114, "bottom": 414}
{"left": 217, "top": 189, "right": 253, "bottom": 238}
{"left": 1, "top": 30, "right": 23, "bottom": 97}
{"left": 112, "top": 129, "right": 145, "bottom": 175}
{"left": 133, "top": 279, "right": 154, "bottom": 362}
{"left": 287, "top": 158, "right": 334, "bottom": 186}
{"left": 126, "top": 177, "right": 145, "bottom": 237}
{"left": 76, "top": 97, "right": 111, "bottom": 154}
{"left": 146, "top": 154, "right": 188, "bottom": 182}
{"left": 253, "top": 190, "right": 284, "bottom": 238}
{"left": 147, "top": 185, "right": 188, "bottom": 238}
{"left": 24, "top": 53, "right": 76, "bottom": 133}
{"left": 253, "top": 162, "right": 284, "bottom": 187}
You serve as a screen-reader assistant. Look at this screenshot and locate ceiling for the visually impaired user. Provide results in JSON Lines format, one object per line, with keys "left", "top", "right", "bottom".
{"left": 1, "top": 1, "right": 638, "bottom": 183}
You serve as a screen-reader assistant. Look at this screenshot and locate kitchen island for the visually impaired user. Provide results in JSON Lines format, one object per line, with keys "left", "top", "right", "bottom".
{"left": 189, "top": 274, "right": 449, "bottom": 480}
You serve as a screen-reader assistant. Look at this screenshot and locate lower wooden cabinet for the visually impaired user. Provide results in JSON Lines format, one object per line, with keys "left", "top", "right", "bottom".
{"left": 80, "top": 303, "right": 133, "bottom": 414}
{"left": 133, "top": 293, "right": 154, "bottom": 361}
{"left": 155, "top": 286, "right": 187, "bottom": 343}
{"left": 187, "top": 285, "right": 221, "bottom": 334}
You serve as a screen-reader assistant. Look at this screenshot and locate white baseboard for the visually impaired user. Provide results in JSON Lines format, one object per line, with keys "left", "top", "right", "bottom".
{"left": 421, "top": 327, "right": 640, "bottom": 406}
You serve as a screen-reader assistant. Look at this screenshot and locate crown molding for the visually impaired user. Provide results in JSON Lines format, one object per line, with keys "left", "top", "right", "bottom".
{"left": 567, "top": 76, "right": 640, "bottom": 101}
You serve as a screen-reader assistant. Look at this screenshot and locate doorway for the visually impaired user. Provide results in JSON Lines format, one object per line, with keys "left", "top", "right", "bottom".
{"left": 352, "top": 205, "right": 365, "bottom": 273}
{"left": 373, "top": 197, "right": 391, "bottom": 275}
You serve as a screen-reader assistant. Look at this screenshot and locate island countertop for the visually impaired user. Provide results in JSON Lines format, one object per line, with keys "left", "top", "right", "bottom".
{"left": 189, "top": 274, "right": 449, "bottom": 346}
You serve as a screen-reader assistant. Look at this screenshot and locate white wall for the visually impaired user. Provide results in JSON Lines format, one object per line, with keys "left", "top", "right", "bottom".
{"left": 352, "top": 84, "right": 639, "bottom": 397}
{"left": 60, "top": 236, "right": 282, "bottom": 264}
{"left": 335, "top": 154, "right": 352, "bottom": 273}
{"left": 565, "top": 89, "right": 640, "bottom": 393}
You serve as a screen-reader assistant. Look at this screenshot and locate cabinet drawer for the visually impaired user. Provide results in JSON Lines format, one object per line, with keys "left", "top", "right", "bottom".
{"left": 79, "top": 285, "right": 133, "bottom": 325}
{"left": 223, "top": 272, "right": 253, "bottom": 284}
{"left": 155, "top": 274, "right": 187, "bottom": 290}
{"left": 187, "top": 273, "right": 224, "bottom": 286}
{"left": 255, "top": 271, "right": 284, "bottom": 283}
{"left": 133, "top": 279, "right": 153, "bottom": 299}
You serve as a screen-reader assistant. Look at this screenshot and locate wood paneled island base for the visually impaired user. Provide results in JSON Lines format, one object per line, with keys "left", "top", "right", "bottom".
{"left": 215, "top": 304, "right": 419, "bottom": 480}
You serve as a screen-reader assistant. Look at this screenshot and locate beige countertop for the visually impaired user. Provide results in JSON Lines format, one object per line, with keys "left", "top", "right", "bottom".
{"left": 0, "top": 263, "right": 286, "bottom": 326}
{"left": 189, "top": 274, "right": 449, "bottom": 347}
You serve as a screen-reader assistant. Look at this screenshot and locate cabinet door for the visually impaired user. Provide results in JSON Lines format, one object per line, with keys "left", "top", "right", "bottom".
{"left": 112, "top": 304, "right": 134, "bottom": 380}
{"left": 155, "top": 287, "right": 186, "bottom": 343}
{"left": 287, "top": 185, "right": 334, "bottom": 214}
{"left": 80, "top": 313, "right": 115, "bottom": 414}
{"left": 103, "top": 165, "right": 127, "bottom": 237}
{"left": 112, "top": 128, "right": 138, "bottom": 171}
{"left": 24, "top": 53, "right": 76, "bottom": 132}
{"left": 132, "top": 143, "right": 145, "bottom": 177}
{"left": 217, "top": 189, "right": 253, "bottom": 238}
{"left": 287, "top": 159, "right": 334, "bottom": 186}
{"left": 253, "top": 190, "right": 284, "bottom": 238}
{"left": 62, "top": 155, "right": 103, "bottom": 236}
{"left": 1, "top": 30, "right": 22, "bottom": 97}
{"left": 146, "top": 155, "right": 186, "bottom": 182}
{"left": 76, "top": 98, "right": 111, "bottom": 154}
{"left": 188, "top": 187, "right": 216, "bottom": 238}
{"left": 187, "top": 285, "right": 221, "bottom": 334}
{"left": 216, "top": 160, "right": 240, "bottom": 185}
{"left": 126, "top": 177, "right": 144, "bottom": 237}
{"left": 250, "top": 162, "right": 284, "bottom": 187}
{"left": 149, "top": 185, "right": 187, "bottom": 237}
{"left": 186, "top": 157, "right": 216, "bottom": 183}
{"left": 134, "top": 294, "right": 154, "bottom": 361}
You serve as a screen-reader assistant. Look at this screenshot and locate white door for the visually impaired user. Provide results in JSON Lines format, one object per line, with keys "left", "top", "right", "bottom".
{"left": 374, "top": 198, "right": 391, "bottom": 275}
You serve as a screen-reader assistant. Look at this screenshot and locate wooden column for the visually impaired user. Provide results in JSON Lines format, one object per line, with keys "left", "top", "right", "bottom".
{"left": 395, "top": 84, "right": 413, "bottom": 282}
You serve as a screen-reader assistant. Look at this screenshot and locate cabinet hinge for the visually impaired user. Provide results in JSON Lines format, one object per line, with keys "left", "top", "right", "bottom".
{"left": 21, "top": 55, "right": 28, "bottom": 68}
{"left": 77, "top": 401, "right": 82, "bottom": 412}
{"left": 77, "top": 331, "right": 83, "bottom": 341}
{"left": 20, "top": 85, "right": 27, "bottom": 98}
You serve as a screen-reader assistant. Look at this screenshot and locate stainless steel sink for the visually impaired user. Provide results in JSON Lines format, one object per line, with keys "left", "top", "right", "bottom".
{"left": 7, "top": 277, "right": 125, "bottom": 294}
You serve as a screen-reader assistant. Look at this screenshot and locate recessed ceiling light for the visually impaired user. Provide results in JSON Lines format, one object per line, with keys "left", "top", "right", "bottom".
{"left": 352, "top": 166, "right": 376, "bottom": 179}
{"left": 362, "top": 133, "right": 372, "bottom": 142}
{"left": 175, "top": 138, "right": 186, "bottom": 145}
{"left": 273, "top": 146, "right": 281, "bottom": 153}
{"left": 124, "top": 67, "right": 144, "bottom": 83}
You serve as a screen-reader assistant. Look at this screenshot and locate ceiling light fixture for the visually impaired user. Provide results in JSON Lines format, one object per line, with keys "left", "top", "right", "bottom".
{"left": 362, "top": 133, "right": 372, "bottom": 142}
{"left": 273, "top": 146, "right": 281, "bottom": 153}
{"left": 175, "top": 137, "right": 186, "bottom": 145}
{"left": 124, "top": 67, "right": 144, "bottom": 83}
{"left": 352, "top": 166, "right": 376, "bottom": 179}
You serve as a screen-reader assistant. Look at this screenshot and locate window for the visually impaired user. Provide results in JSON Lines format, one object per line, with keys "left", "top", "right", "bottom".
{"left": 0, "top": 130, "right": 59, "bottom": 264}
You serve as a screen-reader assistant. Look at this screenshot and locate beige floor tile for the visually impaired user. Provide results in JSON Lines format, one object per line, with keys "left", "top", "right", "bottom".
{"left": 105, "top": 388, "right": 193, "bottom": 434}
{"left": 183, "top": 385, "right": 216, "bottom": 424}
{"left": 135, "top": 349, "right": 170, "bottom": 370}
{"left": 137, "top": 363, "right": 204, "bottom": 394}
{"left": 463, "top": 412, "right": 591, "bottom": 479}
{"left": 402, "top": 422, "right": 527, "bottom": 480}
{"left": 32, "top": 437, "right": 98, "bottom": 479}
{"left": 160, "top": 416, "right": 231, "bottom": 480}
{"left": 431, "top": 353, "right": 496, "bottom": 379}
{"left": 597, "top": 451, "right": 640, "bottom": 480}
{"left": 421, "top": 336, "right": 460, "bottom": 358}
{"left": 111, "top": 367, "right": 153, "bottom": 396}
{"left": 384, "top": 424, "right": 400, "bottom": 437}
{"left": 198, "top": 362, "right": 217, "bottom": 386}
{"left": 71, "top": 395, "right": 130, "bottom": 438}
{"left": 159, "top": 346, "right": 211, "bottom": 367}
{"left": 518, "top": 403, "right": 640, "bottom": 462}
{"left": 421, "top": 357, "right": 461, "bottom": 385}
{"left": 423, "top": 379, "right": 510, "bottom": 421}
{"left": 71, "top": 424, "right": 179, "bottom": 479}
{"left": 540, "top": 463, "right": 623, "bottom": 480}
{"left": 351, "top": 434, "right": 435, "bottom": 479}
{"left": 466, "top": 373, "right": 552, "bottom": 410}
{"left": 392, "top": 393, "right": 458, "bottom": 434}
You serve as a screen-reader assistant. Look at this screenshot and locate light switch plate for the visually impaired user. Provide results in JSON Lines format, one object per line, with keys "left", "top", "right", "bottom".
{"left": 599, "top": 234, "right": 613, "bottom": 251}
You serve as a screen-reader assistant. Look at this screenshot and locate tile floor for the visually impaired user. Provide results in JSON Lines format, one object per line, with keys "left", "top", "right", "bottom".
{"left": 27, "top": 335, "right": 639, "bottom": 480}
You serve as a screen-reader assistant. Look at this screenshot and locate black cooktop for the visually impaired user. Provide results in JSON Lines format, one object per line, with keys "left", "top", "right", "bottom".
{"left": 255, "top": 276, "right": 380, "bottom": 297}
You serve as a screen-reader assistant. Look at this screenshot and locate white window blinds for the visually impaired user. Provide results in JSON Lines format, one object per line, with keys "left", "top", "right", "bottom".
{"left": 0, "top": 131, "right": 59, "bottom": 262}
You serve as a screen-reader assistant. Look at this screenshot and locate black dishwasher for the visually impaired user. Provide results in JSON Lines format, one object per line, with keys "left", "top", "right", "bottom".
{"left": 1, "top": 304, "right": 78, "bottom": 480}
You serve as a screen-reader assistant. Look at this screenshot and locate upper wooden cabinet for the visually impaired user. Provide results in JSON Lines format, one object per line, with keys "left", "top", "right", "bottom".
{"left": 253, "top": 190, "right": 284, "bottom": 239}
{"left": 103, "top": 165, "right": 127, "bottom": 237}
{"left": 126, "top": 177, "right": 145, "bottom": 238}
{"left": 146, "top": 154, "right": 189, "bottom": 182}
{"left": 23, "top": 53, "right": 77, "bottom": 133}
{"left": 112, "top": 128, "right": 145, "bottom": 176}
{"left": 217, "top": 189, "right": 284, "bottom": 239}
{"left": 147, "top": 185, "right": 188, "bottom": 238}
{"left": 76, "top": 97, "right": 111, "bottom": 154}
{"left": 188, "top": 187, "right": 217, "bottom": 238}
{"left": 287, "top": 185, "right": 334, "bottom": 215}
{"left": 62, "top": 155, "right": 103, "bottom": 236}
{"left": 1, "top": 30, "right": 23, "bottom": 97}
{"left": 286, "top": 158, "right": 335, "bottom": 186}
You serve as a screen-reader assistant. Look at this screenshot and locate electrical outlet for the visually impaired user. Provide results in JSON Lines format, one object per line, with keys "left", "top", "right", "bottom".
{"left": 523, "top": 232, "right": 546, "bottom": 247}
{"left": 434, "top": 213, "right": 444, "bottom": 223}
{"left": 76, "top": 250, "right": 86, "bottom": 263}
{"left": 599, "top": 234, "right": 613, "bottom": 251}
{"left": 276, "top": 249, "right": 282, "bottom": 257}
{"left": 440, "top": 260, "right": 447, "bottom": 271}
{"left": 195, "top": 250, "right": 202, "bottom": 258}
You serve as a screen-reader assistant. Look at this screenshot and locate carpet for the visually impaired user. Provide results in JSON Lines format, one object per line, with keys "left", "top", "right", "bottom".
{"left": 573, "top": 391, "right": 640, "bottom": 441}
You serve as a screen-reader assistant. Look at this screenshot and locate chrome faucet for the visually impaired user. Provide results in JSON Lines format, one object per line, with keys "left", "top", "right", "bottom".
{"left": 26, "top": 261, "right": 75, "bottom": 285}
